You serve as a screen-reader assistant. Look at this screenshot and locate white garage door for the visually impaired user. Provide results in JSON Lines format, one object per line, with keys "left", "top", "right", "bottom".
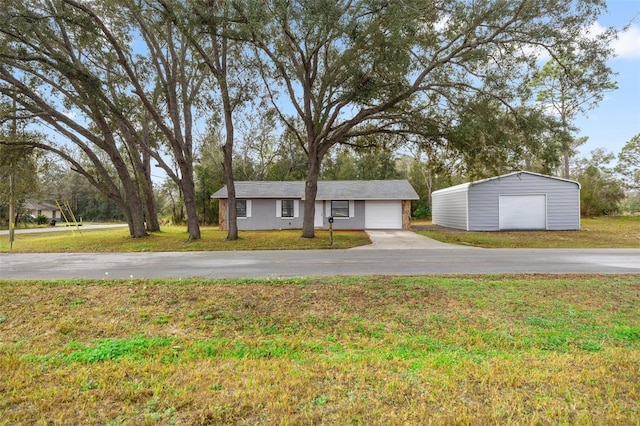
{"left": 499, "top": 195, "right": 546, "bottom": 230}
{"left": 365, "top": 200, "right": 402, "bottom": 229}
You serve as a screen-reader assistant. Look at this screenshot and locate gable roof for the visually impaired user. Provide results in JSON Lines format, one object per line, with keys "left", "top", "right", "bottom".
{"left": 212, "top": 180, "right": 419, "bottom": 200}
{"left": 432, "top": 171, "right": 580, "bottom": 195}
{"left": 469, "top": 171, "right": 580, "bottom": 187}
{"left": 23, "top": 199, "right": 61, "bottom": 211}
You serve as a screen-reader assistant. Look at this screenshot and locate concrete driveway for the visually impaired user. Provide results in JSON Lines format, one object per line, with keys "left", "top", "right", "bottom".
{"left": 352, "top": 230, "right": 471, "bottom": 250}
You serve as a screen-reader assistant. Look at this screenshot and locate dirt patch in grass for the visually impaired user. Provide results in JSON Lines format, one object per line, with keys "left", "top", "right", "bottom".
{"left": 1, "top": 275, "right": 638, "bottom": 424}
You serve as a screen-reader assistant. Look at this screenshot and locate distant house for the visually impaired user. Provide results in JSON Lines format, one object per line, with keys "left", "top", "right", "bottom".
{"left": 212, "top": 180, "right": 419, "bottom": 230}
{"left": 23, "top": 199, "right": 62, "bottom": 221}
{"left": 431, "top": 171, "right": 580, "bottom": 231}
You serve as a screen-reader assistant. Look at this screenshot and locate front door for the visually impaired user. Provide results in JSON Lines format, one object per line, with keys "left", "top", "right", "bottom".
{"left": 314, "top": 201, "right": 324, "bottom": 227}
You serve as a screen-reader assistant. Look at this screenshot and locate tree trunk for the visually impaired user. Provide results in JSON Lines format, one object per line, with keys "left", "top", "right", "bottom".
{"left": 302, "top": 154, "right": 321, "bottom": 238}
{"left": 126, "top": 201, "right": 147, "bottom": 238}
{"left": 181, "top": 168, "right": 201, "bottom": 241}
{"left": 220, "top": 76, "right": 238, "bottom": 240}
{"left": 561, "top": 117, "right": 571, "bottom": 180}
{"left": 116, "top": 165, "right": 147, "bottom": 238}
{"left": 120, "top": 184, "right": 147, "bottom": 238}
{"left": 142, "top": 177, "right": 160, "bottom": 232}
{"left": 141, "top": 126, "right": 160, "bottom": 232}
{"left": 223, "top": 133, "right": 238, "bottom": 241}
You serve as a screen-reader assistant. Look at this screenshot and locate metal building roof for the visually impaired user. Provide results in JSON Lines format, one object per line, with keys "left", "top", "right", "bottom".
{"left": 431, "top": 171, "right": 581, "bottom": 195}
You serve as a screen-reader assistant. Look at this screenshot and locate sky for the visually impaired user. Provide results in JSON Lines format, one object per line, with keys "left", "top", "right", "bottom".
{"left": 573, "top": 0, "right": 640, "bottom": 158}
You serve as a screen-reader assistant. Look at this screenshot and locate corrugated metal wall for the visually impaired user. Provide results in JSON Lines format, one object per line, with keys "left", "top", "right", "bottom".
{"left": 432, "top": 186, "right": 469, "bottom": 230}
{"left": 432, "top": 173, "right": 580, "bottom": 231}
{"left": 467, "top": 173, "right": 579, "bottom": 231}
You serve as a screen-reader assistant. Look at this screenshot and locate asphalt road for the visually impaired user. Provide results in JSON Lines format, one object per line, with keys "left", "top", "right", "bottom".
{"left": 1, "top": 248, "right": 639, "bottom": 279}
{"left": 0, "top": 224, "right": 128, "bottom": 235}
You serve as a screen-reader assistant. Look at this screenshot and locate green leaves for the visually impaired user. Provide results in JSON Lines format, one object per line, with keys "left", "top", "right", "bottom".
{"left": 616, "top": 133, "right": 640, "bottom": 190}
{"left": 1, "top": 0, "right": 622, "bottom": 236}
{"left": 573, "top": 148, "right": 625, "bottom": 216}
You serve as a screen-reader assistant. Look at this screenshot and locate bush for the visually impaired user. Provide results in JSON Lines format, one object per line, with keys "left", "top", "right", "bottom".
{"left": 412, "top": 205, "right": 431, "bottom": 219}
{"left": 36, "top": 214, "right": 49, "bottom": 225}
{"left": 20, "top": 214, "right": 35, "bottom": 223}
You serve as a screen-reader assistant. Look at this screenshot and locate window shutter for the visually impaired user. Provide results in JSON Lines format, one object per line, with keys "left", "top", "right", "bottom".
{"left": 246, "top": 200, "right": 252, "bottom": 218}
{"left": 276, "top": 200, "right": 281, "bottom": 218}
{"left": 294, "top": 200, "right": 300, "bottom": 218}
{"left": 349, "top": 200, "right": 355, "bottom": 218}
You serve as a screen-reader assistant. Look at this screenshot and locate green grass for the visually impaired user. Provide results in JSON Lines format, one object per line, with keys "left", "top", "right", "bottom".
{"left": 3, "top": 216, "right": 638, "bottom": 252}
{"left": 0, "top": 226, "right": 370, "bottom": 252}
{"left": 1, "top": 275, "right": 638, "bottom": 424}
{"left": 415, "top": 216, "right": 640, "bottom": 248}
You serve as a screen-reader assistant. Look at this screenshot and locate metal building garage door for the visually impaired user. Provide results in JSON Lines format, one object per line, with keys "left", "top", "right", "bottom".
{"left": 365, "top": 200, "right": 402, "bottom": 229}
{"left": 499, "top": 194, "right": 546, "bottom": 230}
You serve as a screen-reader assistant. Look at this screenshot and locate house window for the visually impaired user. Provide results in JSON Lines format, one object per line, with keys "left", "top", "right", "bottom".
{"left": 281, "top": 200, "right": 294, "bottom": 218}
{"left": 331, "top": 200, "right": 349, "bottom": 218}
{"left": 236, "top": 200, "right": 247, "bottom": 218}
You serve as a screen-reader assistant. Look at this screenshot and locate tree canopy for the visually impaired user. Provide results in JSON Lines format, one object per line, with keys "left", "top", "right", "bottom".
{"left": 573, "top": 148, "right": 625, "bottom": 216}
{"left": 617, "top": 133, "right": 640, "bottom": 191}
{"left": 235, "top": 0, "right": 617, "bottom": 236}
{"left": 531, "top": 44, "right": 617, "bottom": 179}
{"left": 0, "top": 0, "right": 621, "bottom": 237}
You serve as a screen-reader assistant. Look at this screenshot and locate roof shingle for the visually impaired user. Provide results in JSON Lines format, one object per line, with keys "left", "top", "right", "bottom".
{"left": 212, "top": 180, "right": 419, "bottom": 200}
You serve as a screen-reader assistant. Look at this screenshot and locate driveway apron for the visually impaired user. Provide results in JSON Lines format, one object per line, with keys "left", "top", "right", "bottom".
{"left": 352, "top": 230, "right": 473, "bottom": 250}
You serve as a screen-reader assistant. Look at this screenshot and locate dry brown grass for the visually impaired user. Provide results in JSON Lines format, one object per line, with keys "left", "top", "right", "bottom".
{"left": 1, "top": 275, "right": 639, "bottom": 424}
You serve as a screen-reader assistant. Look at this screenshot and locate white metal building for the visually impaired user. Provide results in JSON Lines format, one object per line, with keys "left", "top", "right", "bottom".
{"left": 431, "top": 171, "right": 581, "bottom": 231}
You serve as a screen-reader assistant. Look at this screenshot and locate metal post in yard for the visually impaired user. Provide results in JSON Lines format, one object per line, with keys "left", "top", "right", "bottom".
{"left": 328, "top": 216, "right": 334, "bottom": 246}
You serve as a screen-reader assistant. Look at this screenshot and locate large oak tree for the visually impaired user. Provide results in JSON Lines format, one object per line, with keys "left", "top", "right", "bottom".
{"left": 0, "top": 0, "right": 152, "bottom": 237}
{"left": 0, "top": 0, "right": 217, "bottom": 240}
{"left": 237, "top": 0, "right": 616, "bottom": 237}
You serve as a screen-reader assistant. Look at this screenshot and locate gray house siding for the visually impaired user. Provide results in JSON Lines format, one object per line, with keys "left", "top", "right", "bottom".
{"left": 323, "top": 200, "right": 366, "bottom": 230}
{"left": 231, "top": 199, "right": 367, "bottom": 230}
{"left": 234, "top": 199, "right": 304, "bottom": 231}
{"left": 432, "top": 172, "right": 580, "bottom": 231}
{"left": 214, "top": 180, "right": 419, "bottom": 230}
{"left": 432, "top": 186, "right": 468, "bottom": 230}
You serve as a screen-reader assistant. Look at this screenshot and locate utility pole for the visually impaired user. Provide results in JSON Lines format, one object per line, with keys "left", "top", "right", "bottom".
{"left": 9, "top": 171, "right": 14, "bottom": 250}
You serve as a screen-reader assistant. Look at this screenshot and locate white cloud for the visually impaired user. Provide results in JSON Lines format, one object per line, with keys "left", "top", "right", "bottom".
{"left": 613, "top": 23, "right": 640, "bottom": 59}
{"left": 589, "top": 21, "right": 640, "bottom": 60}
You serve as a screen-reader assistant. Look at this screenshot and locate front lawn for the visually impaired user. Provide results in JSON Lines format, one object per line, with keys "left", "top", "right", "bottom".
{"left": 414, "top": 216, "right": 640, "bottom": 248}
{"left": 1, "top": 275, "right": 638, "bottom": 424}
{"left": 0, "top": 226, "right": 370, "bottom": 252}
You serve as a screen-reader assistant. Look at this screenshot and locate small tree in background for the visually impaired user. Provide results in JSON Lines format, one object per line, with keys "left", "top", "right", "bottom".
{"left": 616, "top": 134, "right": 640, "bottom": 191}
{"left": 573, "top": 149, "right": 625, "bottom": 216}
{"left": 531, "top": 43, "right": 617, "bottom": 179}
{"left": 616, "top": 133, "right": 640, "bottom": 215}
